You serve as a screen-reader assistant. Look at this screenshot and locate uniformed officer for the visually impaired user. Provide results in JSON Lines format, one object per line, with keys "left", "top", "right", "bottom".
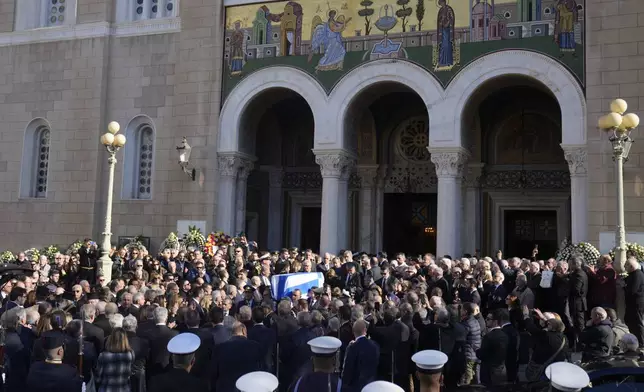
{"left": 544, "top": 362, "right": 590, "bottom": 392}
{"left": 148, "top": 333, "right": 209, "bottom": 392}
{"left": 25, "top": 334, "right": 83, "bottom": 392}
{"left": 362, "top": 380, "right": 404, "bottom": 392}
{"left": 236, "top": 371, "right": 279, "bottom": 392}
{"left": 412, "top": 350, "right": 448, "bottom": 392}
{"left": 288, "top": 336, "right": 343, "bottom": 392}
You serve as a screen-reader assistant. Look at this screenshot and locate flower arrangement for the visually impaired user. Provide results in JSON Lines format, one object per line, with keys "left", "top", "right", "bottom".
{"left": 24, "top": 248, "right": 40, "bottom": 262}
{"left": 66, "top": 240, "right": 83, "bottom": 256}
{"left": 609, "top": 243, "right": 644, "bottom": 263}
{"left": 555, "top": 241, "right": 601, "bottom": 266}
{"left": 41, "top": 245, "right": 59, "bottom": 261}
{"left": 204, "top": 231, "right": 232, "bottom": 256}
{"left": 0, "top": 251, "right": 15, "bottom": 263}
{"left": 125, "top": 235, "right": 147, "bottom": 253}
{"left": 160, "top": 232, "right": 181, "bottom": 252}
{"left": 183, "top": 226, "right": 206, "bottom": 250}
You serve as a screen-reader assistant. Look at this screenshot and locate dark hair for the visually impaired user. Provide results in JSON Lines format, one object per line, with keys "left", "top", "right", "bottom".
{"left": 209, "top": 306, "right": 224, "bottom": 324}
{"left": 9, "top": 287, "right": 26, "bottom": 301}
{"left": 105, "top": 328, "right": 131, "bottom": 353}
{"left": 185, "top": 309, "right": 200, "bottom": 328}
{"left": 339, "top": 305, "right": 351, "bottom": 322}
{"left": 462, "top": 302, "right": 477, "bottom": 316}
{"left": 492, "top": 308, "right": 510, "bottom": 324}
{"left": 252, "top": 306, "right": 264, "bottom": 324}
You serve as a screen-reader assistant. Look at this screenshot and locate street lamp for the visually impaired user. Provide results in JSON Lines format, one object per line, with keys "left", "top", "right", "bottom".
{"left": 97, "top": 121, "right": 126, "bottom": 285}
{"left": 598, "top": 99, "right": 640, "bottom": 274}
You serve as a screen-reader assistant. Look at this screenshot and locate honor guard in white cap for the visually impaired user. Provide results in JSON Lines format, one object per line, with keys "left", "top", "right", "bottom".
{"left": 148, "top": 333, "right": 209, "bottom": 392}
{"left": 412, "top": 350, "right": 448, "bottom": 392}
{"left": 545, "top": 362, "right": 590, "bottom": 392}
{"left": 236, "top": 371, "right": 279, "bottom": 392}
{"left": 362, "top": 380, "right": 404, "bottom": 392}
{"left": 288, "top": 336, "right": 343, "bottom": 392}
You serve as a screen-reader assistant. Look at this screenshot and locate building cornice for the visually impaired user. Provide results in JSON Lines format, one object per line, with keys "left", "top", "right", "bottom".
{"left": 0, "top": 18, "right": 181, "bottom": 47}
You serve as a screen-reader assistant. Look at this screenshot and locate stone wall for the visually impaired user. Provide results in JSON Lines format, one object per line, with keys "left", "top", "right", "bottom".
{"left": 585, "top": 0, "right": 644, "bottom": 247}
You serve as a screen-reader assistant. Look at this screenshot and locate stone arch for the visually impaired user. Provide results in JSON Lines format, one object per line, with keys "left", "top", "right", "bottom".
{"left": 432, "top": 50, "right": 586, "bottom": 148}
{"left": 20, "top": 117, "right": 52, "bottom": 199}
{"left": 218, "top": 66, "right": 327, "bottom": 153}
{"left": 329, "top": 60, "right": 444, "bottom": 151}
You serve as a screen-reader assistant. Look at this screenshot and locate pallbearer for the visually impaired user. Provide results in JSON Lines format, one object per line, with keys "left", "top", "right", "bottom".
{"left": 236, "top": 371, "right": 279, "bottom": 392}
{"left": 362, "top": 380, "right": 404, "bottom": 391}
{"left": 412, "top": 350, "right": 448, "bottom": 392}
{"left": 288, "top": 336, "right": 343, "bottom": 392}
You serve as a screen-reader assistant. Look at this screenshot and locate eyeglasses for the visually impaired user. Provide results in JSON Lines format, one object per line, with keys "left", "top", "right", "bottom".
{"left": 136, "top": 265, "right": 143, "bottom": 268}
{"left": 73, "top": 290, "right": 82, "bottom": 293}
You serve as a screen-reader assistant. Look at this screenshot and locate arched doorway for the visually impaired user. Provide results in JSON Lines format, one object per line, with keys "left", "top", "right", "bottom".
{"left": 461, "top": 76, "right": 571, "bottom": 258}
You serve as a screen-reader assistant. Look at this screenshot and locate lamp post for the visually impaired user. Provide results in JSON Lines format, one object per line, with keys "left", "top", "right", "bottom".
{"left": 598, "top": 99, "right": 639, "bottom": 274}
{"left": 97, "top": 121, "right": 126, "bottom": 285}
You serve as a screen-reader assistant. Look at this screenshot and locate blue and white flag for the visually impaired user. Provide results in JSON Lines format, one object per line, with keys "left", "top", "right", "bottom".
{"left": 270, "top": 272, "right": 325, "bottom": 300}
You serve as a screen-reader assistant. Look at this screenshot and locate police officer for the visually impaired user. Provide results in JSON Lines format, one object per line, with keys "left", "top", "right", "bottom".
{"left": 236, "top": 371, "right": 279, "bottom": 392}
{"left": 148, "top": 333, "right": 209, "bottom": 392}
{"left": 411, "top": 350, "right": 448, "bottom": 392}
{"left": 544, "top": 362, "right": 590, "bottom": 392}
{"left": 362, "top": 381, "right": 404, "bottom": 392}
{"left": 25, "top": 334, "right": 83, "bottom": 392}
{"left": 288, "top": 336, "right": 343, "bottom": 392}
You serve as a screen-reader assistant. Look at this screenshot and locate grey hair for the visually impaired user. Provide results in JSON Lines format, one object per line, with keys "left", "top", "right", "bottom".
{"left": 105, "top": 302, "right": 118, "bottom": 316}
{"left": 627, "top": 257, "right": 641, "bottom": 271}
{"left": 327, "top": 317, "right": 340, "bottom": 332}
{"left": 133, "top": 292, "right": 145, "bottom": 304}
{"left": 81, "top": 304, "right": 96, "bottom": 321}
{"left": 96, "top": 301, "right": 107, "bottom": 314}
{"left": 592, "top": 307, "right": 608, "bottom": 320}
{"left": 25, "top": 308, "right": 39, "bottom": 325}
{"left": 153, "top": 306, "right": 169, "bottom": 324}
{"left": 351, "top": 304, "right": 364, "bottom": 322}
{"left": 311, "top": 310, "right": 323, "bottom": 326}
{"left": 123, "top": 315, "right": 138, "bottom": 332}
{"left": 435, "top": 308, "right": 450, "bottom": 324}
{"left": 109, "top": 314, "right": 124, "bottom": 329}
{"left": 297, "top": 311, "right": 312, "bottom": 327}
{"left": 238, "top": 306, "right": 252, "bottom": 322}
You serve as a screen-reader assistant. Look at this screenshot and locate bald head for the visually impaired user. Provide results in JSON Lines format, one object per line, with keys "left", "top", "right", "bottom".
{"left": 352, "top": 319, "right": 368, "bottom": 338}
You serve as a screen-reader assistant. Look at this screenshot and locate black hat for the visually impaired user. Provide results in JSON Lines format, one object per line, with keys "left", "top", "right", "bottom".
{"left": 243, "top": 285, "right": 254, "bottom": 292}
{"left": 345, "top": 262, "right": 356, "bottom": 269}
{"left": 312, "top": 287, "right": 325, "bottom": 295}
{"left": 36, "top": 286, "right": 50, "bottom": 298}
{"left": 88, "top": 292, "right": 100, "bottom": 300}
{"left": 42, "top": 334, "right": 66, "bottom": 350}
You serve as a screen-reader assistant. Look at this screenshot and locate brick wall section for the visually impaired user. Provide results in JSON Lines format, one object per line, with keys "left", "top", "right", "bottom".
{"left": 77, "top": 0, "right": 111, "bottom": 24}
{"left": 0, "top": 38, "right": 108, "bottom": 248}
{"left": 0, "top": 0, "right": 14, "bottom": 32}
{"left": 586, "top": 0, "right": 644, "bottom": 247}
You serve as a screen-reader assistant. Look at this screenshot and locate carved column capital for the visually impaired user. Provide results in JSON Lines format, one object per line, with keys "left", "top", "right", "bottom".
{"left": 429, "top": 149, "right": 469, "bottom": 178}
{"left": 315, "top": 151, "right": 356, "bottom": 180}
{"left": 217, "top": 155, "right": 242, "bottom": 178}
{"left": 562, "top": 145, "right": 587, "bottom": 177}
{"left": 237, "top": 158, "right": 255, "bottom": 180}
{"left": 464, "top": 163, "right": 485, "bottom": 188}
{"left": 357, "top": 165, "right": 379, "bottom": 188}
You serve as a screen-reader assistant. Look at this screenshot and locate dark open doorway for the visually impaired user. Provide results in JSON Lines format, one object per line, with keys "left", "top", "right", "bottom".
{"left": 504, "top": 210, "right": 558, "bottom": 259}
{"left": 383, "top": 193, "right": 437, "bottom": 258}
{"left": 300, "top": 207, "right": 321, "bottom": 253}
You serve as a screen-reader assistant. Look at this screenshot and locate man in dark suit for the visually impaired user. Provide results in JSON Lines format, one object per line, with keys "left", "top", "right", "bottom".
{"left": 342, "top": 263, "right": 362, "bottom": 300}
{"left": 375, "top": 266, "right": 395, "bottom": 295}
{"left": 342, "top": 320, "right": 379, "bottom": 391}
{"left": 624, "top": 257, "right": 644, "bottom": 346}
{"left": 93, "top": 302, "right": 117, "bottom": 337}
{"left": 145, "top": 307, "right": 179, "bottom": 381}
{"left": 211, "top": 322, "right": 263, "bottom": 392}
{"left": 248, "top": 306, "right": 277, "bottom": 372}
{"left": 499, "top": 309, "right": 519, "bottom": 383}
{"left": 205, "top": 307, "right": 232, "bottom": 345}
{"left": 25, "top": 335, "right": 83, "bottom": 392}
{"left": 281, "top": 312, "right": 318, "bottom": 388}
{"left": 149, "top": 333, "right": 209, "bottom": 392}
{"left": 486, "top": 272, "right": 508, "bottom": 312}
{"left": 123, "top": 315, "right": 149, "bottom": 392}
{"left": 80, "top": 303, "right": 104, "bottom": 354}
{"left": 78, "top": 238, "right": 97, "bottom": 283}
{"left": 0, "top": 287, "right": 26, "bottom": 316}
{"left": 477, "top": 308, "right": 509, "bottom": 387}
{"left": 568, "top": 256, "right": 588, "bottom": 345}
{"left": 184, "top": 309, "right": 213, "bottom": 383}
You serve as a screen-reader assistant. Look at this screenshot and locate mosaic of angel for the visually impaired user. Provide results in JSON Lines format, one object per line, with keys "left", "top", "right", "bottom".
{"left": 308, "top": 10, "right": 352, "bottom": 72}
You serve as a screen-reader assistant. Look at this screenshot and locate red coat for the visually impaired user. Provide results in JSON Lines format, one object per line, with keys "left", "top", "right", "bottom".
{"left": 587, "top": 265, "right": 617, "bottom": 308}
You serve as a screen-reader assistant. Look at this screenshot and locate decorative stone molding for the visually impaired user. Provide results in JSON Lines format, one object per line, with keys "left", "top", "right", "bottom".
{"left": 562, "top": 146, "right": 588, "bottom": 177}
{"left": 464, "top": 163, "right": 485, "bottom": 188}
{"left": 429, "top": 149, "right": 469, "bottom": 178}
{"left": 217, "top": 156, "right": 242, "bottom": 178}
{"left": 356, "top": 166, "right": 379, "bottom": 188}
{"left": 112, "top": 18, "right": 182, "bottom": 38}
{"left": 315, "top": 152, "right": 356, "bottom": 180}
{"left": 237, "top": 159, "right": 255, "bottom": 180}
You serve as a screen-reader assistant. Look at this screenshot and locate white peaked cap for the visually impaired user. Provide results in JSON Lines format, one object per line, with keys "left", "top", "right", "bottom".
{"left": 307, "top": 336, "right": 342, "bottom": 355}
{"left": 412, "top": 350, "right": 448, "bottom": 372}
{"left": 362, "top": 381, "right": 404, "bottom": 392}
{"left": 545, "top": 362, "right": 590, "bottom": 392}
{"left": 235, "top": 371, "right": 279, "bottom": 392}
{"left": 167, "top": 333, "right": 200, "bottom": 355}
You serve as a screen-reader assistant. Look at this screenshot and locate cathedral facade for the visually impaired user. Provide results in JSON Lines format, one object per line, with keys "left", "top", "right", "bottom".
{"left": 0, "top": 0, "right": 642, "bottom": 259}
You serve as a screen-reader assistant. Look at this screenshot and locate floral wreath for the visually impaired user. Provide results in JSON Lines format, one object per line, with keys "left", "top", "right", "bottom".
{"left": 555, "top": 241, "right": 601, "bottom": 266}
{"left": 609, "top": 243, "right": 644, "bottom": 263}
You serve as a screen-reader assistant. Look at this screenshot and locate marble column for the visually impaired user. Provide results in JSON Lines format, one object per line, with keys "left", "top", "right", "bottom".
{"left": 430, "top": 149, "right": 469, "bottom": 258}
{"left": 235, "top": 158, "right": 255, "bottom": 235}
{"left": 267, "top": 167, "right": 284, "bottom": 251}
{"left": 374, "top": 167, "right": 386, "bottom": 253}
{"left": 216, "top": 155, "right": 241, "bottom": 235}
{"left": 563, "top": 146, "right": 588, "bottom": 243}
{"left": 357, "top": 165, "right": 378, "bottom": 253}
{"left": 463, "top": 163, "right": 484, "bottom": 256}
{"left": 315, "top": 151, "right": 355, "bottom": 254}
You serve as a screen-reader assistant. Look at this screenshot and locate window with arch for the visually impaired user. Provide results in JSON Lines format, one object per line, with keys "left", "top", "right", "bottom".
{"left": 20, "top": 119, "right": 51, "bottom": 198}
{"left": 122, "top": 117, "right": 156, "bottom": 200}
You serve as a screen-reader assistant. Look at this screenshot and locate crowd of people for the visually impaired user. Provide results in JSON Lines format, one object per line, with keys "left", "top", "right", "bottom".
{"left": 1, "top": 236, "right": 643, "bottom": 392}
